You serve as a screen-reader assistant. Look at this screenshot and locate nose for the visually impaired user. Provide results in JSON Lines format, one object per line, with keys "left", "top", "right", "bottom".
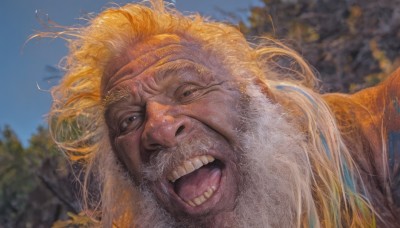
{"left": 142, "top": 101, "right": 190, "bottom": 153}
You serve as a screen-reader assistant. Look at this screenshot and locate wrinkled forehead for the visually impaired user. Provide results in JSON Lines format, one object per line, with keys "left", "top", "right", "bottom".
{"left": 101, "top": 34, "right": 217, "bottom": 96}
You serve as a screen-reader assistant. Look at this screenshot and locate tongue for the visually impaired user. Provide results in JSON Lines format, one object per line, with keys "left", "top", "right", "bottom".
{"left": 174, "top": 163, "right": 221, "bottom": 202}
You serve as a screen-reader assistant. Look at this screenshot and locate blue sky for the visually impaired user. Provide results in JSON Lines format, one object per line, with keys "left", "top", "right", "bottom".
{"left": 0, "top": 0, "right": 260, "bottom": 146}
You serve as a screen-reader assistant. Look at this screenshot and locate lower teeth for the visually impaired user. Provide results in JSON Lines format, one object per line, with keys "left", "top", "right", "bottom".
{"left": 186, "top": 186, "right": 216, "bottom": 207}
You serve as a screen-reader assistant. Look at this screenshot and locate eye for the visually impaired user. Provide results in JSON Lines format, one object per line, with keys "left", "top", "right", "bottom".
{"left": 182, "top": 88, "right": 198, "bottom": 97}
{"left": 175, "top": 84, "right": 202, "bottom": 102}
{"left": 119, "top": 113, "right": 143, "bottom": 133}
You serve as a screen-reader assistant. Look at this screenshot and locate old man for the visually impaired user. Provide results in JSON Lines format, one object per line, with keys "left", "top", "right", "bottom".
{"left": 47, "top": 1, "right": 400, "bottom": 227}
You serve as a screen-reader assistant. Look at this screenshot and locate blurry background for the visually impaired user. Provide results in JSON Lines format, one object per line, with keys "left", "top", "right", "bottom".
{"left": 1, "top": 0, "right": 399, "bottom": 226}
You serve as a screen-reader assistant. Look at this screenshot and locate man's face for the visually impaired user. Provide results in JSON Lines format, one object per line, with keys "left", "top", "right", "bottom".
{"left": 103, "top": 35, "right": 245, "bottom": 219}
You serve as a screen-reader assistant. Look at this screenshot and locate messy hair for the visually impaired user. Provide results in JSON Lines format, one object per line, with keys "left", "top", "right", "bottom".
{"left": 42, "top": 0, "right": 376, "bottom": 226}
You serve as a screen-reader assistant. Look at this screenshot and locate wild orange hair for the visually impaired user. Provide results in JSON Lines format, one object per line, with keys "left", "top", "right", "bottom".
{"left": 40, "top": 1, "right": 376, "bottom": 227}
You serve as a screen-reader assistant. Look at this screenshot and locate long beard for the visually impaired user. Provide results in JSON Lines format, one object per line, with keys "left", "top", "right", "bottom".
{"left": 103, "top": 85, "right": 312, "bottom": 227}
{"left": 232, "top": 85, "right": 312, "bottom": 227}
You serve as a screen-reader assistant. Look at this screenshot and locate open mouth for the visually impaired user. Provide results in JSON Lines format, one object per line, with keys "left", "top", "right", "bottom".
{"left": 166, "top": 155, "right": 223, "bottom": 207}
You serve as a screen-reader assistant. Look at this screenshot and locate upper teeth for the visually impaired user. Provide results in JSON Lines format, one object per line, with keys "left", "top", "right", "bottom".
{"left": 167, "top": 155, "right": 215, "bottom": 182}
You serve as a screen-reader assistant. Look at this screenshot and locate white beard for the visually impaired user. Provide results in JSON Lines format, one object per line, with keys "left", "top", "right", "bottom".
{"left": 232, "top": 85, "right": 312, "bottom": 227}
{"left": 102, "top": 84, "right": 313, "bottom": 227}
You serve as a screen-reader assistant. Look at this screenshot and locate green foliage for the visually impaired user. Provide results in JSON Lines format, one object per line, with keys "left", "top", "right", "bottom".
{"left": 0, "top": 125, "right": 81, "bottom": 227}
{"left": 241, "top": 0, "right": 400, "bottom": 92}
{"left": 0, "top": 126, "right": 32, "bottom": 225}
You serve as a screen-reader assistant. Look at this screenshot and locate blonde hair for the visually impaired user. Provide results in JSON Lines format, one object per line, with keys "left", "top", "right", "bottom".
{"left": 42, "top": 1, "right": 376, "bottom": 227}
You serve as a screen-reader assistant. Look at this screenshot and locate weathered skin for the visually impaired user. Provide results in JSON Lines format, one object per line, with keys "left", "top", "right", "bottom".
{"left": 47, "top": 2, "right": 400, "bottom": 226}
{"left": 102, "top": 33, "right": 400, "bottom": 226}
{"left": 323, "top": 68, "right": 400, "bottom": 225}
{"left": 103, "top": 35, "right": 244, "bottom": 224}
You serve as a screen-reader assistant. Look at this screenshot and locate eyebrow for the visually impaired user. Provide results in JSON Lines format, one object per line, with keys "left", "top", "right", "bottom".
{"left": 103, "top": 61, "right": 213, "bottom": 108}
{"left": 103, "top": 87, "right": 131, "bottom": 108}
{"left": 153, "top": 60, "right": 212, "bottom": 83}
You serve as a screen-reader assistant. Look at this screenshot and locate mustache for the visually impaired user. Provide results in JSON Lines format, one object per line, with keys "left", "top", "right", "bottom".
{"left": 141, "top": 137, "right": 213, "bottom": 181}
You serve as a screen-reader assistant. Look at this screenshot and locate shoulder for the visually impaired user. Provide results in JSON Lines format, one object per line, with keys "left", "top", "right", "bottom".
{"left": 324, "top": 68, "right": 400, "bottom": 208}
{"left": 380, "top": 68, "right": 400, "bottom": 207}
{"left": 323, "top": 68, "right": 400, "bottom": 157}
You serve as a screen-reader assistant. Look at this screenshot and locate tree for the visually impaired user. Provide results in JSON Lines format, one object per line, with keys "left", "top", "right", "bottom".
{"left": 241, "top": 0, "right": 400, "bottom": 92}
{"left": 0, "top": 126, "right": 82, "bottom": 227}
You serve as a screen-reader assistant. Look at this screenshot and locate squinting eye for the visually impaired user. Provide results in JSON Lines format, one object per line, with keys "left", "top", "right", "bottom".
{"left": 176, "top": 84, "right": 202, "bottom": 102}
{"left": 182, "top": 89, "right": 197, "bottom": 97}
{"left": 120, "top": 114, "right": 141, "bottom": 133}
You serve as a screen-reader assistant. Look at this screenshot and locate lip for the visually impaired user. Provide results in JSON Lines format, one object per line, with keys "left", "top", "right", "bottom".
{"left": 154, "top": 153, "right": 227, "bottom": 216}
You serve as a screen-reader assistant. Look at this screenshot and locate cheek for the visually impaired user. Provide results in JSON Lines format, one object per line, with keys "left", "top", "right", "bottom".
{"left": 189, "top": 92, "right": 242, "bottom": 144}
{"left": 114, "top": 132, "right": 143, "bottom": 179}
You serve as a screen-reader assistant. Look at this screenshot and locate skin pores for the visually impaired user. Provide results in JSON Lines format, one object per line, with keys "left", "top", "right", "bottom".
{"left": 103, "top": 35, "right": 246, "bottom": 220}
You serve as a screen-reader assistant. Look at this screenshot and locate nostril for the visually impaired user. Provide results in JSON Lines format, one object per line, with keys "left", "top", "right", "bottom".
{"left": 175, "top": 125, "right": 185, "bottom": 136}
